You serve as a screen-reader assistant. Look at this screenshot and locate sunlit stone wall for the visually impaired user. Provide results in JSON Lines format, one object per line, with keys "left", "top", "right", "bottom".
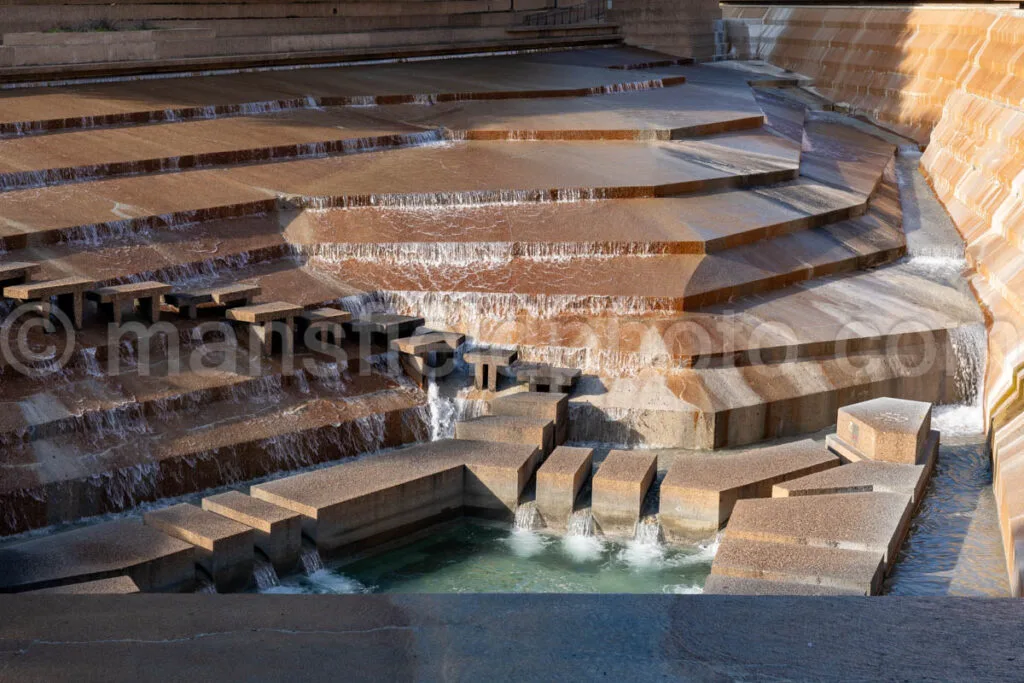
{"left": 723, "top": 3, "right": 1024, "bottom": 595}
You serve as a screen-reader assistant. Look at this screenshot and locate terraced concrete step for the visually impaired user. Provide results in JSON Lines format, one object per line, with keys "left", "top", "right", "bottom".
{"left": 658, "top": 439, "right": 839, "bottom": 540}
{"left": 201, "top": 490, "right": 302, "bottom": 574}
{"left": 0, "top": 519, "right": 195, "bottom": 593}
{"left": 0, "top": 47, "right": 691, "bottom": 133}
{"left": 295, "top": 178, "right": 866, "bottom": 258}
{"left": 0, "top": 380, "right": 424, "bottom": 535}
{"left": 251, "top": 438, "right": 540, "bottom": 552}
{"left": 710, "top": 537, "right": 885, "bottom": 594}
{"left": 702, "top": 574, "right": 866, "bottom": 596}
{"left": 0, "top": 132, "right": 799, "bottom": 243}
{"left": 773, "top": 459, "right": 931, "bottom": 504}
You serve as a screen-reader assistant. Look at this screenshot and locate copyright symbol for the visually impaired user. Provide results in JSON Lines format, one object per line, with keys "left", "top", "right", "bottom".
{"left": 1, "top": 303, "right": 75, "bottom": 378}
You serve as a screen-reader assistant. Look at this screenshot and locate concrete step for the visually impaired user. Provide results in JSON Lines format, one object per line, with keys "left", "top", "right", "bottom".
{"left": 488, "top": 391, "right": 568, "bottom": 446}
{"left": 143, "top": 502, "right": 254, "bottom": 592}
{"left": 0, "top": 519, "right": 195, "bottom": 593}
{"left": 773, "top": 459, "right": 932, "bottom": 505}
{"left": 591, "top": 449, "right": 657, "bottom": 537}
{"left": 723, "top": 491, "right": 914, "bottom": 570}
{"left": 0, "top": 378, "right": 424, "bottom": 535}
{"left": 250, "top": 438, "right": 540, "bottom": 553}
{"left": 710, "top": 537, "right": 885, "bottom": 594}
{"left": 702, "top": 573, "right": 866, "bottom": 596}
{"left": 659, "top": 439, "right": 839, "bottom": 540}
{"left": 201, "top": 490, "right": 303, "bottom": 574}
{"left": 455, "top": 414, "right": 555, "bottom": 456}
{"left": 535, "top": 445, "right": 594, "bottom": 531}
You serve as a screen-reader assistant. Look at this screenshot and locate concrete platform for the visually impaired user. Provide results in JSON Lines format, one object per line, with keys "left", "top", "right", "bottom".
{"left": 461, "top": 440, "right": 543, "bottom": 518}
{"left": 659, "top": 439, "right": 839, "bottom": 540}
{"left": 143, "top": 503, "right": 255, "bottom": 593}
{"left": 489, "top": 391, "right": 569, "bottom": 445}
{"left": 591, "top": 450, "right": 657, "bottom": 537}
{"left": 773, "top": 460, "right": 929, "bottom": 503}
{"left": 702, "top": 574, "right": 866, "bottom": 596}
{"left": 710, "top": 537, "right": 885, "bottom": 595}
{"left": 0, "top": 520, "right": 194, "bottom": 593}
{"left": 725, "top": 492, "right": 914, "bottom": 568}
{"left": 201, "top": 491, "right": 303, "bottom": 574}
{"left": 535, "top": 446, "right": 595, "bottom": 531}
{"left": 455, "top": 415, "right": 555, "bottom": 457}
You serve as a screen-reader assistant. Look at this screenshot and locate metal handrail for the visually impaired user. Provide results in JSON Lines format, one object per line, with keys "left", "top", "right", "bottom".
{"left": 522, "top": 0, "right": 606, "bottom": 27}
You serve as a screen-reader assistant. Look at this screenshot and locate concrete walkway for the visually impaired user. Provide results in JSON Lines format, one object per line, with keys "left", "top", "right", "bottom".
{"left": 0, "top": 594, "right": 1019, "bottom": 681}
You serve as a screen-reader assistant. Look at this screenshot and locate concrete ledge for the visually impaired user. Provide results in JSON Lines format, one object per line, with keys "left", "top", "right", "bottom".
{"left": 591, "top": 450, "right": 657, "bottom": 537}
{"left": 455, "top": 415, "right": 554, "bottom": 456}
{"left": 202, "top": 491, "right": 303, "bottom": 575}
{"left": 659, "top": 439, "right": 838, "bottom": 541}
{"left": 26, "top": 575, "right": 141, "bottom": 595}
{"left": 0, "top": 520, "right": 194, "bottom": 593}
{"left": 489, "top": 392, "right": 569, "bottom": 446}
{"left": 535, "top": 445, "right": 594, "bottom": 530}
{"left": 144, "top": 503, "right": 254, "bottom": 593}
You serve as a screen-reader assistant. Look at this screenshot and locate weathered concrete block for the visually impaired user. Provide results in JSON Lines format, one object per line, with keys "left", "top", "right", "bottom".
{"left": 659, "top": 439, "right": 838, "bottom": 541}
{"left": 455, "top": 415, "right": 555, "bottom": 456}
{"left": 0, "top": 520, "right": 194, "bottom": 593}
{"left": 710, "top": 537, "right": 885, "bottom": 595}
{"left": 833, "top": 397, "right": 932, "bottom": 464}
{"left": 489, "top": 391, "right": 569, "bottom": 445}
{"left": 702, "top": 574, "right": 867, "bottom": 596}
{"left": 725, "top": 491, "right": 913, "bottom": 569}
{"left": 202, "top": 491, "right": 302, "bottom": 574}
{"left": 591, "top": 450, "right": 657, "bottom": 537}
{"left": 462, "top": 440, "right": 542, "bottom": 519}
{"left": 144, "top": 503, "right": 254, "bottom": 593}
{"left": 29, "top": 575, "right": 141, "bottom": 595}
{"left": 251, "top": 440, "right": 468, "bottom": 554}
{"left": 535, "top": 446, "right": 594, "bottom": 530}
{"left": 773, "top": 458, "right": 930, "bottom": 504}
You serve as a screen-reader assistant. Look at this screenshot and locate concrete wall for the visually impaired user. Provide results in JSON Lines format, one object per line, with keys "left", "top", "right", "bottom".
{"left": 722, "top": 3, "right": 1024, "bottom": 595}
{"left": 610, "top": 0, "right": 723, "bottom": 60}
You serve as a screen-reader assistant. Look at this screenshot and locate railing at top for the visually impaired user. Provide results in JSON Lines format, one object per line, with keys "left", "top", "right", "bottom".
{"left": 522, "top": 0, "right": 607, "bottom": 27}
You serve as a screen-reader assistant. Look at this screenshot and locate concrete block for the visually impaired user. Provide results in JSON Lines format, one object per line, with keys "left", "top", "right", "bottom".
{"left": 29, "top": 575, "right": 141, "bottom": 595}
{"left": 773, "top": 459, "right": 929, "bottom": 504}
{"left": 591, "top": 450, "right": 657, "bottom": 537}
{"left": 462, "top": 440, "right": 542, "bottom": 518}
{"left": 702, "top": 574, "right": 867, "bottom": 596}
{"left": 455, "top": 415, "right": 555, "bottom": 456}
{"left": 725, "top": 492, "right": 913, "bottom": 569}
{"left": 659, "top": 439, "right": 838, "bottom": 540}
{"left": 144, "top": 503, "right": 254, "bottom": 593}
{"left": 535, "top": 446, "right": 594, "bottom": 530}
{"left": 711, "top": 537, "right": 885, "bottom": 595}
{"left": 836, "top": 397, "right": 932, "bottom": 464}
{"left": 202, "top": 491, "right": 303, "bottom": 574}
{"left": 489, "top": 391, "right": 569, "bottom": 445}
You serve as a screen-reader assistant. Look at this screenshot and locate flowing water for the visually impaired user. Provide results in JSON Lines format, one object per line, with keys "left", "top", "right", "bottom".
{"left": 259, "top": 522, "right": 713, "bottom": 594}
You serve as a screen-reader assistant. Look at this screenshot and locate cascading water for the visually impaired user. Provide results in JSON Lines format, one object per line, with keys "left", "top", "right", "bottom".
{"left": 934, "top": 323, "right": 987, "bottom": 436}
{"left": 253, "top": 554, "right": 281, "bottom": 590}
{"left": 300, "top": 541, "right": 325, "bottom": 574}
{"left": 620, "top": 516, "right": 666, "bottom": 569}
{"left": 195, "top": 571, "right": 218, "bottom": 594}
{"left": 562, "top": 508, "right": 604, "bottom": 562}
{"left": 513, "top": 502, "right": 539, "bottom": 531}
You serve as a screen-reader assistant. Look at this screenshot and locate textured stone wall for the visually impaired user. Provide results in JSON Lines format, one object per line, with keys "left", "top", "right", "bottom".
{"left": 722, "top": 3, "right": 1024, "bottom": 595}
{"left": 610, "top": 0, "right": 722, "bottom": 60}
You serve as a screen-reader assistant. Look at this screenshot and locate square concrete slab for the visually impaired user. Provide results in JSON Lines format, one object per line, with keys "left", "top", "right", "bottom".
{"left": 659, "top": 439, "right": 838, "bottom": 540}
{"left": 837, "top": 397, "right": 932, "bottom": 464}
{"left": 536, "top": 445, "right": 594, "bottom": 531}
{"left": 489, "top": 391, "right": 569, "bottom": 445}
{"left": 144, "top": 503, "right": 254, "bottom": 593}
{"left": 0, "top": 520, "right": 194, "bottom": 593}
{"left": 592, "top": 450, "right": 657, "bottom": 537}
{"left": 455, "top": 415, "right": 555, "bottom": 456}
{"left": 202, "top": 491, "right": 303, "bottom": 574}
{"left": 773, "top": 460, "right": 928, "bottom": 503}
{"left": 710, "top": 537, "right": 885, "bottom": 595}
{"left": 725, "top": 491, "right": 913, "bottom": 568}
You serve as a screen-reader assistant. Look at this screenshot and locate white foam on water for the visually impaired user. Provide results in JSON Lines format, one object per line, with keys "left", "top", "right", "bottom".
{"left": 561, "top": 534, "right": 605, "bottom": 563}
{"left": 305, "top": 569, "right": 369, "bottom": 594}
{"left": 618, "top": 539, "right": 666, "bottom": 570}
{"left": 932, "top": 404, "right": 985, "bottom": 437}
{"left": 664, "top": 583, "right": 704, "bottom": 594}
{"left": 505, "top": 528, "right": 549, "bottom": 558}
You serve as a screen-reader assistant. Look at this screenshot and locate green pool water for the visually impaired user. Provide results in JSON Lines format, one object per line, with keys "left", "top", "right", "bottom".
{"left": 263, "top": 522, "right": 716, "bottom": 594}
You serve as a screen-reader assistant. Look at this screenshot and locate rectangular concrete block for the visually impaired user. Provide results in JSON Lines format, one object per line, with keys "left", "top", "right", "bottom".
{"left": 462, "top": 440, "right": 543, "bottom": 519}
{"left": 144, "top": 503, "right": 254, "bottom": 593}
{"left": 0, "top": 520, "right": 194, "bottom": 593}
{"left": 202, "top": 491, "right": 303, "bottom": 574}
{"left": 659, "top": 439, "right": 838, "bottom": 541}
{"left": 251, "top": 440, "right": 469, "bottom": 554}
{"left": 535, "top": 446, "right": 594, "bottom": 530}
{"left": 711, "top": 537, "right": 885, "bottom": 595}
{"left": 702, "top": 574, "right": 867, "bottom": 596}
{"left": 29, "top": 575, "right": 141, "bottom": 595}
{"left": 455, "top": 415, "right": 555, "bottom": 456}
{"left": 836, "top": 397, "right": 932, "bottom": 464}
{"left": 592, "top": 450, "right": 657, "bottom": 537}
{"left": 489, "top": 391, "right": 569, "bottom": 445}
